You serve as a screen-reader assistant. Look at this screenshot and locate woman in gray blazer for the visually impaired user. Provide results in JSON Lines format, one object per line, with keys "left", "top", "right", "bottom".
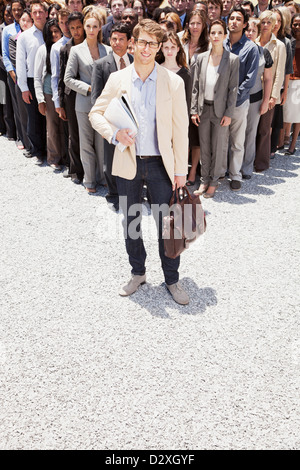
{"left": 191, "top": 20, "right": 239, "bottom": 198}
{"left": 64, "top": 7, "right": 111, "bottom": 193}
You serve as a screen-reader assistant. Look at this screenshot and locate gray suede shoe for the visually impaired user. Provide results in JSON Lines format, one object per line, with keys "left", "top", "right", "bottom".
{"left": 166, "top": 282, "right": 189, "bottom": 305}
{"left": 119, "top": 274, "right": 146, "bottom": 296}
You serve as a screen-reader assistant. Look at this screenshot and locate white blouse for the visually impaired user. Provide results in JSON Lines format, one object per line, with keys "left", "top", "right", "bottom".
{"left": 204, "top": 62, "right": 219, "bottom": 101}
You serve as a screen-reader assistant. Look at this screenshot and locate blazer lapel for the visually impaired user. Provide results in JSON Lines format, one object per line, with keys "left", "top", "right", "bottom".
{"left": 200, "top": 51, "right": 210, "bottom": 95}
{"left": 215, "top": 48, "right": 228, "bottom": 85}
{"left": 118, "top": 64, "right": 137, "bottom": 159}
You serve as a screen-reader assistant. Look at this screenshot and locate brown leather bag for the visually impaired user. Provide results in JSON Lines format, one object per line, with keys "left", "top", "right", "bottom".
{"left": 162, "top": 185, "right": 206, "bottom": 259}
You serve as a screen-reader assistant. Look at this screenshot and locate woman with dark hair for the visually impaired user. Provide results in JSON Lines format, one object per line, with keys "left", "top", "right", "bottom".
{"left": 165, "top": 11, "right": 182, "bottom": 32}
{"left": 180, "top": 9, "right": 209, "bottom": 186}
{"left": 131, "top": 0, "right": 147, "bottom": 19}
{"left": 156, "top": 30, "right": 191, "bottom": 111}
{"left": 48, "top": 3, "right": 62, "bottom": 19}
{"left": 64, "top": 7, "right": 111, "bottom": 193}
{"left": 191, "top": 20, "right": 239, "bottom": 198}
{"left": 180, "top": 9, "right": 208, "bottom": 67}
{"left": 34, "top": 18, "right": 66, "bottom": 170}
{"left": 281, "top": 13, "right": 300, "bottom": 154}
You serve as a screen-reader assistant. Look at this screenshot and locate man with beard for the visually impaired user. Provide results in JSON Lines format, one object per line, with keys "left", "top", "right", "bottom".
{"left": 102, "top": 0, "right": 126, "bottom": 45}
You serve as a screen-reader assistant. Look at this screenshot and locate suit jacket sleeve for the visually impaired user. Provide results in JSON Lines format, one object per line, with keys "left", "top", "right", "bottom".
{"left": 64, "top": 46, "right": 90, "bottom": 96}
{"left": 89, "top": 72, "right": 117, "bottom": 143}
{"left": 224, "top": 55, "right": 239, "bottom": 118}
{"left": 58, "top": 47, "right": 66, "bottom": 108}
{"left": 170, "top": 74, "right": 189, "bottom": 176}
{"left": 190, "top": 56, "right": 201, "bottom": 115}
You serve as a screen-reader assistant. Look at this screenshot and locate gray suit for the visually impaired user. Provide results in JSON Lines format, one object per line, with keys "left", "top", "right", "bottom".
{"left": 91, "top": 52, "right": 133, "bottom": 206}
{"left": 191, "top": 49, "right": 239, "bottom": 186}
{"left": 64, "top": 40, "right": 111, "bottom": 189}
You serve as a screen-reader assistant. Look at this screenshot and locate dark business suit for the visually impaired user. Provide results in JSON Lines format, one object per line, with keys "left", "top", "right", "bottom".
{"left": 91, "top": 52, "right": 133, "bottom": 206}
{"left": 101, "top": 21, "right": 114, "bottom": 46}
{"left": 58, "top": 38, "right": 84, "bottom": 181}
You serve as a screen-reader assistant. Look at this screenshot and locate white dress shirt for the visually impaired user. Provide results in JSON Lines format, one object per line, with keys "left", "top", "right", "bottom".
{"left": 50, "top": 35, "right": 70, "bottom": 109}
{"left": 16, "top": 24, "right": 44, "bottom": 92}
{"left": 113, "top": 51, "right": 131, "bottom": 71}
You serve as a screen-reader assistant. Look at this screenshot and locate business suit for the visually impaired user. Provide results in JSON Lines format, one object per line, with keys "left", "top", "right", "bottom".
{"left": 191, "top": 49, "right": 239, "bottom": 186}
{"left": 89, "top": 62, "right": 189, "bottom": 286}
{"left": 64, "top": 39, "right": 111, "bottom": 188}
{"left": 58, "top": 38, "right": 84, "bottom": 181}
{"left": 91, "top": 51, "right": 133, "bottom": 206}
{"left": 101, "top": 21, "right": 114, "bottom": 46}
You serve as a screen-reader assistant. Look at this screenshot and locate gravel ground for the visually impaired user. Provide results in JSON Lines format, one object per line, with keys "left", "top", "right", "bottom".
{"left": 0, "top": 135, "right": 299, "bottom": 450}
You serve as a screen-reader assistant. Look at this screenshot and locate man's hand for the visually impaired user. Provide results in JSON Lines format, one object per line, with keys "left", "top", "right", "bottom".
{"left": 191, "top": 114, "right": 200, "bottom": 127}
{"left": 22, "top": 90, "right": 32, "bottom": 104}
{"left": 173, "top": 175, "right": 186, "bottom": 190}
{"left": 9, "top": 70, "right": 16, "bottom": 83}
{"left": 58, "top": 107, "right": 67, "bottom": 121}
{"left": 220, "top": 116, "right": 231, "bottom": 127}
{"left": 116, "top": 128, "right": 135, "bottom": 147}
{"left": 38, "top": 102, "right": 46, "bottom": 116}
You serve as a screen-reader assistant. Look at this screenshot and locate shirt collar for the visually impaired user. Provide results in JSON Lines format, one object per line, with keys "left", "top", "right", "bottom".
{"left": 226, "top": 32, "right": 248, "bottom": 48}
{"left": 132, "top": 62, "right": 157, "bottom": 83}
{"left": 256, "top": 33, "right": 277, "bottom": 48}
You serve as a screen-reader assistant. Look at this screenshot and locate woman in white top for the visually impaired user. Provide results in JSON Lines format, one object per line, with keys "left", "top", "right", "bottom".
{"left": 64, "top": 7, "right": 111, "bottom": 193}
{"left": 34, "top": 18, "right": 66, "bottom": 170}
{"left": 191, "top": 20, "right": 239, "bottom": 198}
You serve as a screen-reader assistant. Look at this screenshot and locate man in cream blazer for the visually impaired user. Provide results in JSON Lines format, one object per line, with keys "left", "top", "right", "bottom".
{"left": 89, "top": 19, "right": 190, "bottom": 305}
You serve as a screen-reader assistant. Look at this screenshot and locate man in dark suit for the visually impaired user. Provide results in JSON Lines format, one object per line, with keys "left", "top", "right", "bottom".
{"left": 101, "top": 0, "right": 126, "bottom": 45}
{"left": 253, "top": 0, "right": 273, "bottom": 17}
{"left": 91, "top": 23, "right": 133, "bottom": 211}
{"left": 58, "top": 11, "right": 85, "bottom": 184}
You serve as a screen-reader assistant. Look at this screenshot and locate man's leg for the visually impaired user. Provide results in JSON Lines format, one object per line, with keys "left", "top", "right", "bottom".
{"left": 242, "top": 99, "right": 261, "bottom": 177}
{"left": 228, "top": 100, "right": 250, "bottom": 183}
{"left": 117, "top": 164, "right": 146, "bottom": 277}
{"left": 145, "top": 156, "right": 180, "bottom": 286}
{"left": 104, "top": 140, "right": 119, "bottom": 208}
{"left": 26, "top": 78, "right": 46, "bottom": 158}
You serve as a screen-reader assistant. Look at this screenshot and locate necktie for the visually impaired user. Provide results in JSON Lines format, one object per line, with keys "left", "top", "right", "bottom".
{"left": 119, "top": 57, "right": 126, "bottom": 70}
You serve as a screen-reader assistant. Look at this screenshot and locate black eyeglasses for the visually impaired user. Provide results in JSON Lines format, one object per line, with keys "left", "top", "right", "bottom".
{"left": 123, "top": 15, "right": 135, "bottom": 19}
{"left": 134, "top": 38, "right": 160, "bottom": 49}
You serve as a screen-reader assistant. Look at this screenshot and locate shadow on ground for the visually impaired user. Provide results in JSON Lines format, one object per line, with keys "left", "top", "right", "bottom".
{"left": 127, "top": 277, "right": 218, "bottom": 319}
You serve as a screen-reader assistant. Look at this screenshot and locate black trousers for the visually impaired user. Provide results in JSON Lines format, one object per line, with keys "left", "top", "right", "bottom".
{"left": 25, "top": 78, "right": 46, "bottom": 158}
{"left": 0, "top": 68, "right": 16, "bottom": 139}
{"left": 64, "top": 91, "right": 84, "bottom": 180}
{"left": 7, "top": 73, "right": 24, "bottom": 144}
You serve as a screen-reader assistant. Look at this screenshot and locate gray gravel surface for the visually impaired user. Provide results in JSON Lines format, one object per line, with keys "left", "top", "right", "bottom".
{"left": 0, "top": 135, "right": 299, "bottom": 450}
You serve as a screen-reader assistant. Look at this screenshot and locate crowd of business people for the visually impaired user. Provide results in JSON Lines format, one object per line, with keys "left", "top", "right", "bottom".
{"left": 0, "top": 0, "right": 299, "bottom": 202}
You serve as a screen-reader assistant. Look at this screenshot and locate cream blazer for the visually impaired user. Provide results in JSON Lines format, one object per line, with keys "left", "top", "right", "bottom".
{"left": 89, "top": 63, "right": 189, "bottom": 183}
{"left": 256, "top": 34, "right": 286, "bottom": 105}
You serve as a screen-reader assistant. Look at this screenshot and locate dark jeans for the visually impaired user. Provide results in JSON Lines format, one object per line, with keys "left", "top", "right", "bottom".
{"left": 117, "top": 156, "right": 180, "bottom": 286}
